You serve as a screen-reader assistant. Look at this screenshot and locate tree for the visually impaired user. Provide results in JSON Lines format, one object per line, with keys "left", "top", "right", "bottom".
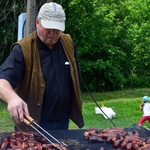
{"left": 0, "top": 0, "right": 26, "bottom": 63}
{"left": 1, "top": 0, "right": 150, "bottom": 91}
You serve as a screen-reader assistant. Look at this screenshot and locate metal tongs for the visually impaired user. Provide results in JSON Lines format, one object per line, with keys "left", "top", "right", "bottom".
{"left": 23, "top": 113, "right": 67, "bottom": 150}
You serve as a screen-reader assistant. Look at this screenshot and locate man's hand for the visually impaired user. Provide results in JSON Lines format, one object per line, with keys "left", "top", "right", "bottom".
{"left": 0, "top": 79, "right": 29, "bottom": 122}
{"left": 7, "top": 97, "right": 29, "bottom": 122}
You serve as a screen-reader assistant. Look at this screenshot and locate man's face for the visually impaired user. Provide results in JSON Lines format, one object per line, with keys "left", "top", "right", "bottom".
{"left": 36, "top": 18, "right": 61, "bottom": 48}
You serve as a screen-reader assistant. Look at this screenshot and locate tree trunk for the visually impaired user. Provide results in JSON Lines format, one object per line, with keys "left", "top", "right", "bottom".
{"left": 26, "top": 0, "right": 36, "bottom": 35}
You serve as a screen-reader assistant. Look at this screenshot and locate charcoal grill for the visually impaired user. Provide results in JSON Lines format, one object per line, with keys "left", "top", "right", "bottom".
{"left": 0, "top": 124, "right": 150, "bottom": 150}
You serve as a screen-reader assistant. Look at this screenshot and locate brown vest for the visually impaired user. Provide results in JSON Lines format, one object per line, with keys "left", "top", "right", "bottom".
{"left": 12, "top": 31, "right": 84, "bottom": 131}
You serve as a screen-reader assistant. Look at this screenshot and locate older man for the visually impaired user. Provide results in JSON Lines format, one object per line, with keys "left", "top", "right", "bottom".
{"left": 0, "top": 2, "right": 84, "bottom": 131}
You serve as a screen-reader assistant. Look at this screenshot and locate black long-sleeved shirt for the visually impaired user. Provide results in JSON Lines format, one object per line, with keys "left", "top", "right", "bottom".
{"left": 0, "top": 35, "right": 79, "bottom": 127}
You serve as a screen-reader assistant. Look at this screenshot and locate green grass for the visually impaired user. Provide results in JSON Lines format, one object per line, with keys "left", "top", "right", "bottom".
{"left": 0, "top": 101, "right": 14, "bottom": 132}
{"left": 1, "top": 88, "right": 150, "bottom": 132}
{"left": 70, "top": 88, "right": 150, "bottom": 129}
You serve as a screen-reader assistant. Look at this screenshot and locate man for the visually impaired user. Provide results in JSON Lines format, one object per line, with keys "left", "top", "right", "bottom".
{"left": 0, "top": 2, "right": 84, "bottom": 131}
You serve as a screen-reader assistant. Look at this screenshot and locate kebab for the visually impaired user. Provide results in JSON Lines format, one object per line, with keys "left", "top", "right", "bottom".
{"left": 23, "top": 112, "right": 68, "bottom": 150}
{"left": 84, "top": 127, "right": 150, "bottom": 150}
{"left": 0, "top": 113, "right": 68, "bottom": 150}
{"left": 0, "top": 131, "right": 68, "bottom": 149}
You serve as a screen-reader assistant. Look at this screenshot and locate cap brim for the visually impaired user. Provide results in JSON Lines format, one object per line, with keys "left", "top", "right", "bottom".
{"left": 41, "top": 19, "right": 65, "bottom": 31}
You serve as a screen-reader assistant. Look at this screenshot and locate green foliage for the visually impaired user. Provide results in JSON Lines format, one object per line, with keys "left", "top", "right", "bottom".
{"left": 1, "top": 0, "right": 150, "bottom": 92}
{"left": 0, "top": 1, "right": 26, "bottom": 64}
{"left": 126, "top": 75, "right": 150, "bottom": 89}
{"left": 65, "top": 0, "right": 134, "bottom": 91}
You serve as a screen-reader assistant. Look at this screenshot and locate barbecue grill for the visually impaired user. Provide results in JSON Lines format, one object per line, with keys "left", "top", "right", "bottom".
{"left": 0, "top": 124, "right": 150, "bottom": 150}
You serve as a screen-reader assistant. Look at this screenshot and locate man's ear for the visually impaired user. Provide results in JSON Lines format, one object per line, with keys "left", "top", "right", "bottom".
{"left": 36, "top": 18, "right": 40, "bottom": 28}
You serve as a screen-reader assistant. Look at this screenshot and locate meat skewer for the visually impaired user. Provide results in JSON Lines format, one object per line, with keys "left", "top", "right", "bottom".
{"left": 24, "top": 113, "right": 67, "bottom": 146}
{"left": 24, "top": 113, "right": 67, "bottom": 150}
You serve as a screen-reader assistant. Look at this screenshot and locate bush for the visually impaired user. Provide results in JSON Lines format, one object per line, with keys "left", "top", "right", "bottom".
{"left": 126, "top": 74, "right": 150, "bottom": 88}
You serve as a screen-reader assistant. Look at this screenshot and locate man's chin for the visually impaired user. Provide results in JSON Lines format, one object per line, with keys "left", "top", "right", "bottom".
{"left": 46, "top": 40, "right": 56, "bottom": 45}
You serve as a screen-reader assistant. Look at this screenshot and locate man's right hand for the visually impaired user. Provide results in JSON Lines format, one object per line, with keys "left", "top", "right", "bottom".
{"left": 0, "top": 79, "right": 29, "bottom": 122}
{"left": 7, "top": 97, "right": 29, "bottom": 122}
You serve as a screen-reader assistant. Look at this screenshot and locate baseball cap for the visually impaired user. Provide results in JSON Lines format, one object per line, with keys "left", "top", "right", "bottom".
{"left": 142, "top": 96, "right": 150, "bottom": 102}
{"left": 38, "top": 2, "right": 66, "bottom": 31}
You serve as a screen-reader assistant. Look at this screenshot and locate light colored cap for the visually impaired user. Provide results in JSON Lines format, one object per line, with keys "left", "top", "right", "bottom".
{"left": 142, "top": 96, "right": 150, "bottom": 102}
{"left": 38, "top": 2, "right": 66, "bottom": 31}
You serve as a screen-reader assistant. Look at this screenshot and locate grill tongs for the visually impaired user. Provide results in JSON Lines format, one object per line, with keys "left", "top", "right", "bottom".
{"left": 23, "top": 113, "right": 67, "bottom": 150}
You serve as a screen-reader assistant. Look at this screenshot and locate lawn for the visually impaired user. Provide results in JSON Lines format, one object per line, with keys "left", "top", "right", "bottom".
{"left": 0, "top": 101, "right": 14, "bottom": 132}
{"left": 0, "top": 88, "right": 150, "bottom": 132}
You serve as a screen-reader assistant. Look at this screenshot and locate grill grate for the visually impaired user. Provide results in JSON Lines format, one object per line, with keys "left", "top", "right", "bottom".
{"left": 0, "top": 125, "right": 150, "bottom": 150}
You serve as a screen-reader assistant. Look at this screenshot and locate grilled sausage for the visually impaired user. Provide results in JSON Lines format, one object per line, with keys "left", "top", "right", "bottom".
{"left": 0, "top": 137, "right": 9, "bottom": 149}
{"left": 88, "top": 135, "right": 104, "bottom": 143}
{"left": 120, "top": 140, "right": 127, "bottom": 149}
{"left": 60, "top": 145, "right": 69, "bottom": 150}
{"left": 1, "top": 140, "right": 9, "bottom": 149}
{"left": 113, "top": 140, "right": 120, "bottom": 148}
{"left": 126, "top": 142, "right": 132, "bottom": 150}
{"left": 132, "top": 143, "right": 140, "bottom": 150}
